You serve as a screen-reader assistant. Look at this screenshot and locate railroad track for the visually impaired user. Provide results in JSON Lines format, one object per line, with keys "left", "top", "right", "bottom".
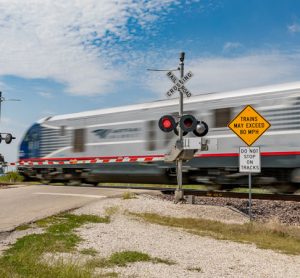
{"left": 160, "top": 188, "right": 300, "bottom": 202}
{"left": 16, "top": 182, "right": 299, "bottom": 202}
{"left": 73, "top": 184, "right": 300, "bottom": 202}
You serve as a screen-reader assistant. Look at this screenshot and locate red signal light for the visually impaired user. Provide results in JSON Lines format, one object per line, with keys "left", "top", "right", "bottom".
{"left": 162, "top": 118, "right": 172, "bottom": 129}
{"left": 158, "top": 115, "right": 176, "bottom": 132}
{"left": 183, "top": 118, "right": 193, "bottom": 128}
{"left": 180, "top": 114, "right": 197, "bottom": 132}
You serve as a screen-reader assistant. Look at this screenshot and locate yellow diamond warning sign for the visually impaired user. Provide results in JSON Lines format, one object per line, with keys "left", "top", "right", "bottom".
{"left": 228, "top": 105, "right": 271, "bottom": 146}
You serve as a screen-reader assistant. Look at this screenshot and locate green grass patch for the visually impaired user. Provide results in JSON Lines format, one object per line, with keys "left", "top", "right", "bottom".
{"left": 0, "top": 213, "right": 109, "bottom": 278}
{"left": 230, "top": 187, "right": 271, "bottom": 194}
{"left": 187, "top": 267, "right": 202, "bottom": 272}
{"left": 132, "top": 213, "right": 300, "bottom": 255}
{"left": 87, "top": 251, "right": 175, "bottom": 268}
{"left": 105, "top": 206, "right": 119, "bottom": 217}
{"left": 0, "top": 171, "right": 24, "bottom": 183}
{"left": 98, "top": 183, "right": 210, "bottom": 190}
{"left": 80, "top": 248, "right": 98, "bottom": 257}
{"left": 15, "top": 224, "right": 31, "bottom": 231}
{"left": 122, "top": 191, "right": 137, "bottom": 200}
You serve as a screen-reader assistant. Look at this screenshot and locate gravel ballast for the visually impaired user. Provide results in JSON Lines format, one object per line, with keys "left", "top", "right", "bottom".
{"left": 74, "top": 194, "right": 300, "bottom": 278}
{"left": 161, "top": 194, "right": 300, "bottom": 225}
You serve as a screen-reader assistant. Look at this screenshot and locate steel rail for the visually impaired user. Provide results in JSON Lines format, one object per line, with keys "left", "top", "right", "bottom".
{"left": 69, "top": 184, "right": 300, "bottom": 202}
{"left": 160, "top": 189, "right": 300, "bottom": 202}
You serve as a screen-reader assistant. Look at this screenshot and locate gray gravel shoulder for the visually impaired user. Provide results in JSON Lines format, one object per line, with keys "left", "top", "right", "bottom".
{"left": 74, "top": 194, "right": 300, "bottom": 278}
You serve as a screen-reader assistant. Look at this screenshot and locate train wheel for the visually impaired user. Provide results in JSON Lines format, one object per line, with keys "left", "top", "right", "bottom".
{"left": 66, "top": 179, "right": 82, "bottom": 186}
{"left": 264, "top": 183, "right": 298, "bottom": 194}
{"left": 40, "top": 175, "right": 51, "bottom": 185}
{"left": 90, "top": 182, "right": 99, "bottom": 187}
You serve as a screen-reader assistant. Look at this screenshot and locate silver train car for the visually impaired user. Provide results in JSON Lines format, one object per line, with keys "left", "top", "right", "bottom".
{"left": 18, "top": 82, "right": 300, "bottom": 191}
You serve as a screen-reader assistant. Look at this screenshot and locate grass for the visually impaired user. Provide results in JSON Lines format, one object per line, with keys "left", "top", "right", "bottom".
{"left": 80, "top": 248, "right": 98, "bottom": 256}
{"left": 187, "top": 267, "right": 202, "bottom": 272}
{"left": 105, "top": 206, "right": 119, "bottom": 217}
{"left": 230, "top": 187, "right": 271, "bottom": 194}
{"left": 132, "top": 213, "right": 300, "bottom": 255}
{"left": 0, "top": 213, "right": 109, "bottom": 278}
{"left": 122, "top": 191, "right": 137, "bottom": 200}
{"left": 98, "top": 183, "right": 211, "bottom": 190}
{"left": 2, "top": 211, "right": 172, "bottom": 277}
{"left": 15, "top": 224, "right": 31, "bottom": 231}
{"left": 0, "top": 171, "right": 24, "bottom": 183}
{"left": 87, "top": 251, "right": 175, "bottom": 268}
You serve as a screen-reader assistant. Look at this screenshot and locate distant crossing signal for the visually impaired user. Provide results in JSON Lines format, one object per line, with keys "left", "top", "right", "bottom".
{"left": 0, "top": 133, "right": 16, "bottom": 144}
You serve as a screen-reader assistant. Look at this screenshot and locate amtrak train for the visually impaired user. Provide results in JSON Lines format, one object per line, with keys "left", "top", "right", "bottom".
{"left": 18, "top": 82, "right": 300, "bottom": 191}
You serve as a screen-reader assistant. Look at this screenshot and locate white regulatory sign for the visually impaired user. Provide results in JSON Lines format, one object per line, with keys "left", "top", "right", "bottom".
{"left": 239, "top": 147, "right": 261, "bottom": 173}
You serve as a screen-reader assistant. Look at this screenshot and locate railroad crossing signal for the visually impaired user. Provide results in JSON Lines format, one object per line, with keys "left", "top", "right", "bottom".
{"left": 158, "top": 114, "right": 209, "bottom": 137}
{"left": 228, "top": 105, "right": 271, "bottom": 146}
{"left": 166, "top": 71, "right": 193, "bottom": 98}
{"left": 0, "top": 133, "right": 16, "bottom": 144}
{"left": 158, "top": 115, "right": 176, "bottom": 132}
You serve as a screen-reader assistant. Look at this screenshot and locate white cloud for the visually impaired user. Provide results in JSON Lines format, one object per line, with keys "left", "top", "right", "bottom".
{"left": 223, "top": 42, "right": 242, "bottom": 51}
{"left": 0, "top": 0, "right": 182, "bottom": 96}
{"left": 145, "top": 52, "right": 300, "bottom": 97}
{"left": 38, "top": 92, "right": 53, "bottom": 99}
{"left": 288, "top": 23, "right": 300, "bottom": 33}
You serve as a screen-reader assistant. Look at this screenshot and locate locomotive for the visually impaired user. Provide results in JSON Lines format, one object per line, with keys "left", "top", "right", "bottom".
{"left": 17, "top": 82, "right": 300, "bottom": 191}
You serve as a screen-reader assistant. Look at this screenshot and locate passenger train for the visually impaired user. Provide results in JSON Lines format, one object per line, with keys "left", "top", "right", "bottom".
{"left": 18, "top": 82, "right": 300, "bottom": 191}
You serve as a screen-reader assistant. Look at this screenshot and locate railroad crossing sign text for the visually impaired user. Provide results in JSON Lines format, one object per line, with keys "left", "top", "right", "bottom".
{"left": 166, "top": 71, "right": 193, "bottom": 98}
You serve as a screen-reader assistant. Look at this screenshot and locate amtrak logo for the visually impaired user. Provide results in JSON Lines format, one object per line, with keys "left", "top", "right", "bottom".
{"left": 93, "top": 129, "right": 111, "bottom": 138}
{"left": 93, "top": 128, "right": 140, "bottom": 139}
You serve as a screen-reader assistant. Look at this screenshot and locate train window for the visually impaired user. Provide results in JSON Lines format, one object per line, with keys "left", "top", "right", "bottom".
{"left": 146, "top": 120, "right": 156, "bottom": 151}
{"left": 60, "top": 126, "right": 66, "bottom": 136}
{"left": 214, "top": 108, "right": 232, "bottom": 128}
{"left": 73, "top": 128, "right": 85, "bottom": 152}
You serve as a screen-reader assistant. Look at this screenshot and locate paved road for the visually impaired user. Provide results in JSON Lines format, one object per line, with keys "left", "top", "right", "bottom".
{"left": 0, "top": 184, "right": 152, "bottom": 232}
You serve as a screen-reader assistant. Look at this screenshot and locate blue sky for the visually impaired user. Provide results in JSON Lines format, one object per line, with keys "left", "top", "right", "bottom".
{"left": 0, "top": 0, "right": 300, "bottom": 163}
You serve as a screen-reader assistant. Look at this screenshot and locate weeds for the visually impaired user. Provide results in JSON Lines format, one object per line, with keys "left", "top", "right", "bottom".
{"left": 15, "top": 224, "right": 31, "bottom": 231}
{"left": 87, "top": 251, "right": 175, "bottom": 268}
{"left": 0, "top": 213, "right": 109, "bottom": 277}
{"left": 187, "top": 267, "right": 202, "bottom": 272}
{"left": 122, "top": 191, "right": 137, "bottom": 200}
{"left": 80, "top": 248, "right": 98, "bottom": 256}
{"left": 0, "top": 171, "right": 24, "bottom": 183}
{"left": 105, "top": 206, "right": 119, "bottom": 217}
{"left": 132, "top": 212, "right": 300, "bottom": 255}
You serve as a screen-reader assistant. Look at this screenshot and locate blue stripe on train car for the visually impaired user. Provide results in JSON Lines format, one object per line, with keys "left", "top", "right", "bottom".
{"left": 19, "top": 123, "right": 41, "bottom": 159}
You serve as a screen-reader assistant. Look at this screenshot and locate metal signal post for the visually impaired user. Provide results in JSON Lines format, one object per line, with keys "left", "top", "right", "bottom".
{"left": 175, "top": 52, "right": 185, "bottom": 203}
{"left": 157, "top": 52, "right": 209, "bottom": 203}
{"left": 0, "top": 91, "right": 19, "bottom": 144}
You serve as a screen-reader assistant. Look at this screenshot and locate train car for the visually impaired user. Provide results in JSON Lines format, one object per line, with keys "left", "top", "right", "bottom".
{"left": 18, "top": 82, "right": 300, "bottom": 191}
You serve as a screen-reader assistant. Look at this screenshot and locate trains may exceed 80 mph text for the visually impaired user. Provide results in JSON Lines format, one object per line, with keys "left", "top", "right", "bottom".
{"left": 228, "top": 105, "right": 271, "bottom": 146}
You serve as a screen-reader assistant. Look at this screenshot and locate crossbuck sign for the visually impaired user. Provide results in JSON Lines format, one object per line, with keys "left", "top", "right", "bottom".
{"left": 166, "top": 71, "right": 193, "bottom": 98}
